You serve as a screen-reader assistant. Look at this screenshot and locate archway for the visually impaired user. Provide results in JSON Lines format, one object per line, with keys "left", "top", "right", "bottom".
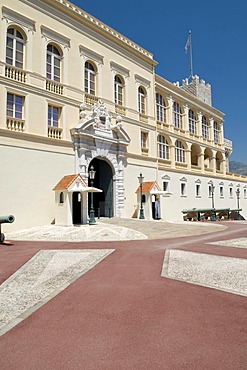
{"left": 88, "top": 158, "right": 114, "bottom": 217}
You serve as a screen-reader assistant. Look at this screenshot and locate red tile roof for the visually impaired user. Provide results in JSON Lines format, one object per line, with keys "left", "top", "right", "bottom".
{"left": 136, "top": 181, "right": 160, "bottom": 193}
{"left": 53, "top": 174, "right": 87, "bottom": 191}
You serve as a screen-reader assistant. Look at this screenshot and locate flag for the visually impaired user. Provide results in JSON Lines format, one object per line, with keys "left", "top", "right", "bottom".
{"left": 185, "top": 34, "right": 190, "bottom": 53}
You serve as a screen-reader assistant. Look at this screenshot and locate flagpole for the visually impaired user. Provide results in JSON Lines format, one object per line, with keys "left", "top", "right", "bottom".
{"left": 189, "top": 30, "right": 193, "bottom": 78}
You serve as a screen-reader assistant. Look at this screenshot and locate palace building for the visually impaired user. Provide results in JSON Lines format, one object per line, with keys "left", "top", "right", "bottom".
{"left": 1, "top": 0, "right": 246, "bottom": 231}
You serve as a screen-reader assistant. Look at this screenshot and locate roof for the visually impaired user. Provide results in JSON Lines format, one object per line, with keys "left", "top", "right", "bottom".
{"left": 136, "top": 181, "right": 161, "bottom": 194}
{"left": 53, "top": 174, "right": 87, "bottom": 191}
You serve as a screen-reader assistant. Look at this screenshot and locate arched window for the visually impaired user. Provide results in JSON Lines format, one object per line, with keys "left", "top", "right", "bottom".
{"left": 114, "top": 75, "right": 124, "bottom": 105}
{"left": 157, "top": 134, "right": 169, "bottom": 160}
{"left": 175, "top": 140, "right": 185, "bottom": 163}
{"left": 214, "top": 121, "right": 220, "bottom": 143}
{"left": 173, "top": 102, "right": 181, "bottom": 129}
{"left": 46, "top": 44, "right": 61, "bottom": 82}
{"left": 189, "top": 109, "right": 196, "bottom": 134}
{"left": 138, "top": 86, "right": 146, "bottom": 114}
{"left": 6, "top": 27, "right": 25, "bottom": 69}
{"left": 202, "top": 116, "right": 209, "bottom": 139}
{"left": 85, "top": 61, "right": 96, "bottom": 95}
{"left": 156, "top": 93, "right": 166, "bottom": 122}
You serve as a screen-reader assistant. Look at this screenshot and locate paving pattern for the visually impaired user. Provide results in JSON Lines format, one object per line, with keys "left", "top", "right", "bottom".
{"left": 162, "top": 247, "right": 247, "bottom": 297}
{"left": 0, "top": 249, "right": 114, "bottom": 336}
{"left": 209, "top": 237, "right": 247, "bottom": 249}
{"left": 1, "top": 221, "right": 247, "bottom": 369}
{"left": 5, "top": 219, "right": 225, "bottom": 241}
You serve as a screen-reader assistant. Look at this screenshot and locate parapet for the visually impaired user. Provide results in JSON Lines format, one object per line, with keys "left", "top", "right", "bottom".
{"left": 179, "top": 75, "right": 212, "bottom": 106}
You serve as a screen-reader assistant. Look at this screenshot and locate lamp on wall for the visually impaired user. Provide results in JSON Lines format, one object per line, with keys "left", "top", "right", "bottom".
{"left": 89, "top": 165, "right": 96, "bottom": 225}
{"left": 236, "top": 188, "right": 241, "bottom": 220}
{"left": 138, "top": 173, "right": 145, "bottom": 219}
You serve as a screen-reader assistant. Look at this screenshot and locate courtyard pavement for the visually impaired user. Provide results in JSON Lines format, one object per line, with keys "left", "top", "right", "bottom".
{"left": 0, "top": 219, "right": 247, "bottom": 369}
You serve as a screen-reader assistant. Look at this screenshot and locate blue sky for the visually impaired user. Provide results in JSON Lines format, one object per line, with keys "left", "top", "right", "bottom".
{"left": 72, "top": 0, "right": 247, "bottom": 163}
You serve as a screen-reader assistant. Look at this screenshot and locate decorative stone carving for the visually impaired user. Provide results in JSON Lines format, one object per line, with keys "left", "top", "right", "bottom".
{"left": 71, "top": 102, "right": 130, "bottom": 217}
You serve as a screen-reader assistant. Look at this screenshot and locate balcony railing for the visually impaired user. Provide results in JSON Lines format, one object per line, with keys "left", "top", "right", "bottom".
{"left": 48, "top": 126, "right": 62, "bottom": 139}
{"left": 139, "top": 113, "right": 148, "bottom": 123}
{"left": 46, "top": 80, "right": 64, "bottom": 95}
{"left": 115, "top": 104, "right": 126, "bottom": 116}
{"left": 6, "top": 117, "right": 25, "bottom": 132}
{"left": 85, "top": 93, "right": 99, "bottom": 105}
{"left": 5, "top": 65, "right": 26, "bottom": 83}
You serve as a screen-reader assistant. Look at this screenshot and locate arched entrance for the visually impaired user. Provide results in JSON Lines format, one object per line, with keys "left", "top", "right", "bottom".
{"left": 88, "top": 158, "right": 113, "bottom": 217}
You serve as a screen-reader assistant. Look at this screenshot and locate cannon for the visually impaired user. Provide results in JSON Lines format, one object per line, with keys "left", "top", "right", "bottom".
{"left": 0, "top": 215, "right": 15, "bottom": 243}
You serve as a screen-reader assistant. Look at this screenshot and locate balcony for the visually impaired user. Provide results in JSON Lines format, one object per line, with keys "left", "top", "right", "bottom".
{"left": 115, "top": 104, "right": 126, "bottom": 116}
{"left": 46, "top": 80, "right": 63, "bottom": 95}
{"left": 85, "top": 93, "right": 99, "bottom": 105}
{"left": 6, "top": 117, "right": 25, "bottom": 132}
{"left": 48, "top": 126, "right": 62, "bottom": 139}
{"left": 139, "top": 113, "right": 148, "bottom": 123}
{"left": 5, "top": 65, "right": 26, "bottom": 83}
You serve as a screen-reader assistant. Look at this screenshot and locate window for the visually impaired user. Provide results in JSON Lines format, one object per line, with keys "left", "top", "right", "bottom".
{"left": 229, "top": 187, "right": 233, "bottom": 197}
{"left": 175, "top": 140, "right": 185, "bottom": 163}
{"left": 173, "top": 102, "right": 181, "bottom": 129}
{"left": 214, "top": 121, "right": 220, "bottom": 143}
{"left": 163, "top": 182, "right": 169, "bottom": 191}
{"left": 7, "top": 93, "right": 24, "bottom": 119}
{"left": 59, "top": 192, "right": 64, "bottom": 204}
{"left": 196, "top": 184, "right": 201, "bottom": 197}
{"left": 156, "top": 93, "right": 166, "bottom": 122}
{"left": 189, "top": 109, "right": 196, "bottom": 134}
{"left": 85, "top": 61, "right": 96, "bottom": 95}
{"left": 141, "top": 131, "right": 148, "bottom": 148}
{"left": 138, "top": 86, "right": 146, "bottom": 114}
{"left": 48, "top": 105, "right": 60, "bottom": 127}
{"left": 220, "top": 186, "right": 224, "bottom": 197}
{"left": 46, "top": 44, "right": 61, "bottom": 82}
{"left": 6, "top": 27, "right": 25, "bottom": 69}
{"left": 202, "top": 116, "right": 209, "bottom": 139}
{"left": 114, "top": 75, "right": 124, "bottom": 105}
{"left": 157, "top": 135, "right": 169, "bottom": 160}
{"left": 181, "top": 183, "right": 186, "bottom": 196}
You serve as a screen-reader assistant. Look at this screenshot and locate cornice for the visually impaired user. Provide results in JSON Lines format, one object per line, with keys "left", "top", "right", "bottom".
{"left": 29, "top": 0, "right": 157, "bottom": 66}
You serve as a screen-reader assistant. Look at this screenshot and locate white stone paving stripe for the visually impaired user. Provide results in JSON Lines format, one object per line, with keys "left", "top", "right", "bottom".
{"left": 162, "top": 249, "right": 247, "bottom": 297}
{"left": 0, "top": 249, "right": 114, "bottom": 336}
{"left": 208, "top": 237, "right": 247, "bottom": 249}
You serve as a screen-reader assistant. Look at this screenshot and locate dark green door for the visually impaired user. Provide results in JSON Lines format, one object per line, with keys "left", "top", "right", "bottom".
{"left": 88, "top": 158, "right": 113, "bottom": 217}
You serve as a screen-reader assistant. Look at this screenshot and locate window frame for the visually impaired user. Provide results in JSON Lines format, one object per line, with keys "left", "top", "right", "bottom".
{"left": 6, "top": 27, "right": 25, "bottom": 69}
{"left": 7, "top": 92, "right": 24, "bottom": 119}
{"left": 157, "top": 134, "right": 169, "bottom": 160}
{"left": 175, "top": 140, "right": 185, "bottom": 163}
{"left": 173, "top": 102, "right": 181, "bottom": 129}
{"left": 138, "top": 86, "right": 146, "bottom": 114}
{"left": 141, "top": 131, "right": 148, "bottom": 149}
{"left": 114, "top": 75, "right": 124, "bottom": 105}
{"left": 189, "top": 109, "right": 196, "bottom": 135}
{"left": 156, "top": 93, "right": 166, "bottom": 123}
{"left": 48, "top": 104, "right": 60, "bottom": 127}
{"left": 46, "top": 44, "right": 61, "bottom": 82}
{"left": 84, "top": 61, "right": 96, "bottom": 95}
